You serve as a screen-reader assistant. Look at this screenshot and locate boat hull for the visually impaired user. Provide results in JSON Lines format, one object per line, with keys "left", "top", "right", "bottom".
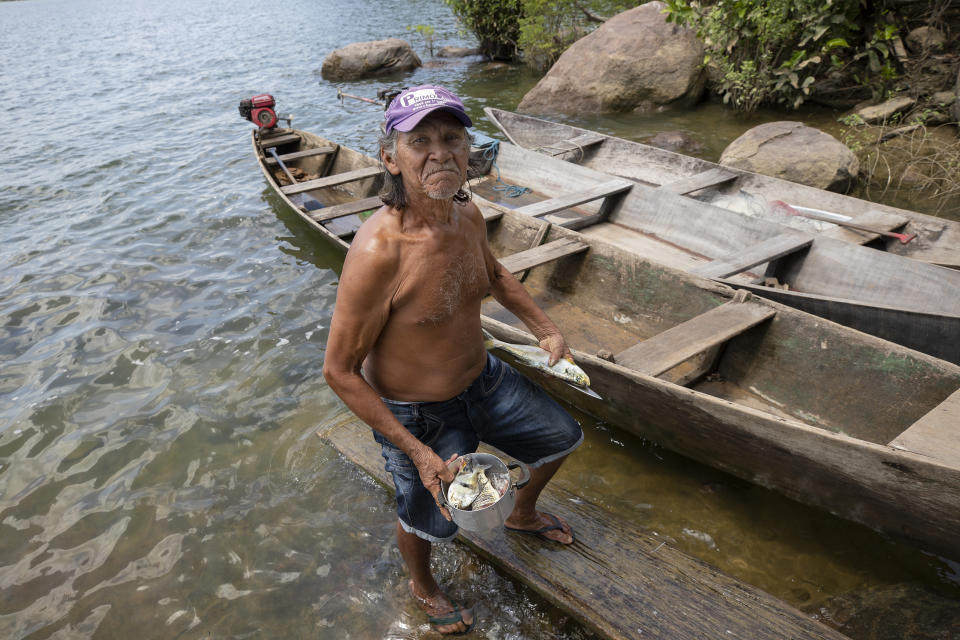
{"left": 250, "top": 125, "right": 960, "bottom": 561}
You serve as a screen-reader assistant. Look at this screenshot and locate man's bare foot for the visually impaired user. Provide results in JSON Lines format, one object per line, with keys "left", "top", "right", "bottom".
{"left": 504, "top": 511, "right": 574, "bottom": 544}
{"left": 409, "top": 580, "right": 475, "bottom": 635}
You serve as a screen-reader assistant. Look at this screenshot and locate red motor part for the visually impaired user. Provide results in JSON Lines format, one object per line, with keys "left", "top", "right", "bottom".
{"left": 238, "top": 93, "right": 278, "bottom": 128}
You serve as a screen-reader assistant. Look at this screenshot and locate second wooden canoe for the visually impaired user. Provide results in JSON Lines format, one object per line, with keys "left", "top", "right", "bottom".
{"left": 485, "top": 107, "right": 960, "bottom": 268}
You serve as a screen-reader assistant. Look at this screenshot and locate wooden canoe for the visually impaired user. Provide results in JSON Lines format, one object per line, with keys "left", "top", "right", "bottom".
{"left": 250, "top": 126, "right": 960, "bottom": 561}
{"left": 486, "top": 107, "right": 960, "bottom": 268}
{"left": 480, "top": 111, "right": 960, "bottom": 365}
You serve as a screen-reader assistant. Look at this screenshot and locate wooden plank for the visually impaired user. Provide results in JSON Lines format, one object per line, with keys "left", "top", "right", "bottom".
{"left": 318, "top": 416, "right": 846, "bottom": 640}
{"left": 889, "top": 389, "right": 960, "bottom": 465}
{"left": 481, "top": 207, "right": 503, "bottom": 222}
{"left": 517, "top": 221, "right": 552, "bottom": 282}
{"left": 536, "top": 132, "right": 606, "bottom": 157}
{"left": 265, "top": 146, "right": 336, "bottom": 165}
{"left": 498, "top": 237, "right": 588, "bottom": 274}
{"left": 615, "top": 300, "right": 776, "bottom": 377}
{"left": 692, "top": 233, "right": 813, "bottom": 279}
{"left": 258, "top": 132, "right": 301, "bottom": 149}
{"left": 306, "top": 196, "right": 382, "bottom": 223}
{"left": 553, "top": 211, "right": 605, "bottom": 230}
{"left": 658, "top": 167, "right": 739, "bottom": 195}
{"left": 512, "top": 179, "right": 633, "bottom": 218}
{"left": 281, "top": 166, "right": 381, "bottom": 196}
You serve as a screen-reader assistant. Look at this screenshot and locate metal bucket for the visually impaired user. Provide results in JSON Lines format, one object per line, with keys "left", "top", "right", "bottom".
{"left": 438, "top": 453, "right": 530, "bottom": 532}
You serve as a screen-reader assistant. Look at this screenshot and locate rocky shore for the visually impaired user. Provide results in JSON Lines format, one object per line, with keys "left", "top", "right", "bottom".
{"left": 321, "top": 1, "right": 959, "bottom": 198}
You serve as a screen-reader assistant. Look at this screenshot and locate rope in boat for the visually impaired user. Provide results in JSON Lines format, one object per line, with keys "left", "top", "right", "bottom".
{"left": 479, "top": 140, "right": 531, "bottom": 198}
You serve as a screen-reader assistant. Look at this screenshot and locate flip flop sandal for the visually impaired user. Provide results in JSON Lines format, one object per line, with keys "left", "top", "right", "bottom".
{"left": 428, "top": 601, "right": 476, "bottom": 636}
{"left": 504, "top": 512, "right": 575, "bottom": 544}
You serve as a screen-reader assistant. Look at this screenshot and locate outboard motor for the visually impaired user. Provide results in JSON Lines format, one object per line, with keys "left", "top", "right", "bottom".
{"left": 238, "top": 94, "right": 278, "bottom": 129}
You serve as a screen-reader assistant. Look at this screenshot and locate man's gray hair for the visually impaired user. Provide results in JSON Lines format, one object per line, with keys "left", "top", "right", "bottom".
{"left": 377, "top": 128, "right": 473, "bottom": 210}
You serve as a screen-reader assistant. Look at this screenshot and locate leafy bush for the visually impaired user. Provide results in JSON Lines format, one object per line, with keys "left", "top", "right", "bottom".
{"left": 446, "top": 0, "right": 642, "bottom": 67}
{"left": 663, "top": 0, "right": 900, "bottom": 111}
{"left": 444, "top": 0, "right": 524, "bottom": 60}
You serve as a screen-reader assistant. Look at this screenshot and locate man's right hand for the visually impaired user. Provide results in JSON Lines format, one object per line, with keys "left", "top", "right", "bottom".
{"left": 411, "top": 448, "right": 459, "bottom": 521}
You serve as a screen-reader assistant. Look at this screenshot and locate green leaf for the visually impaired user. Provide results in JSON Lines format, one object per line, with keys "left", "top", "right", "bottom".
{"left": 824, "top": 37, "right": 848, "bottom": 50}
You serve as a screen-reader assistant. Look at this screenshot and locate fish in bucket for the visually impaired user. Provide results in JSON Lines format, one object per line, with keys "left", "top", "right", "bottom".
{"left": 438, "top": 453, "right": 530, "bottom": 532}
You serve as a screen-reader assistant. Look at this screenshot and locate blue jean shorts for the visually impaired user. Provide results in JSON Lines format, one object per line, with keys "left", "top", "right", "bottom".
{"left": 373, "top": 352, "right": 583, "bottom": 542}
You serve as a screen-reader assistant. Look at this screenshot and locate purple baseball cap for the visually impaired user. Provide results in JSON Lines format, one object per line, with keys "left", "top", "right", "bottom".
{"left": 384, "top": 85, "right": 473, "bottom": 134}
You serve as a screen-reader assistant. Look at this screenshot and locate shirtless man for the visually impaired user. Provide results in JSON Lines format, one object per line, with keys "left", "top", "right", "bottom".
{"left": 323, "top": 85, "right": 582, "bottom": 635}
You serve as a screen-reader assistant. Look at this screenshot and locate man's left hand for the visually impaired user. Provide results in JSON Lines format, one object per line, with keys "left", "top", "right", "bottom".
{"left": 538, "top": 332, "right": 572, "bottom": 367}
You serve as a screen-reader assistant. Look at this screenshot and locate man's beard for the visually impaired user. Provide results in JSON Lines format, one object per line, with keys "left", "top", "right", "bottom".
{"left": 423, "top": 166, "right": 463, "bottom": 200}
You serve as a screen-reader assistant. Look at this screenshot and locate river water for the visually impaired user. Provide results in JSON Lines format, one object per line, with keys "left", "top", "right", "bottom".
{"left": 1, "top": 0, "right": 959, "bottom": 638}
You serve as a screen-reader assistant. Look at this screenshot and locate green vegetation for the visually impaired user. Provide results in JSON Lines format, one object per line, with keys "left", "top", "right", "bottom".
{"left": 662, "top": 0, "right": 901, "bottom": 111}
{"left": 444, "top": 0, "right": 641, "bottom": 66}
{"left": 405, "top": 24, "right": 437, "bottom": 57}
{"left": 443, "top": 0, "right": 524, "bottom": 60}
{"left": 839, "top": 119, "right": 960, "bottom": 215}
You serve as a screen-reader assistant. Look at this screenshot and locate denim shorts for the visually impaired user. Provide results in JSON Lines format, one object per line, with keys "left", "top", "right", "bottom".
{"left": 373, "top": 352, "right": 583, "bottom": 542}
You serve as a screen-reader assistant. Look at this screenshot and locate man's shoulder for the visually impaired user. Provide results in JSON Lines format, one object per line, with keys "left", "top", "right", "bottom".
{"left": 345, "top": 206, "right": 401, "bottom": 267}
{"left": 455, "top": 199, "right": 484, "bottom": 228}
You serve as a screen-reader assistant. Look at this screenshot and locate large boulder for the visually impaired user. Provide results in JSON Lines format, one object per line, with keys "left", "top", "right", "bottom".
{"left": 518, "top": 2, "right": 705, "bottom": 114}
{"left": 720, "top": 122, "right": 859, "bottom": 192}
{"left": 321, "top": 39, "right": 421, "bottom": 81}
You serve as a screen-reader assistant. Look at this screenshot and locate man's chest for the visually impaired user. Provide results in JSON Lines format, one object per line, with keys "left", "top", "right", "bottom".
{"left": 393, "top": 245, "right": 490, "bottom": 325}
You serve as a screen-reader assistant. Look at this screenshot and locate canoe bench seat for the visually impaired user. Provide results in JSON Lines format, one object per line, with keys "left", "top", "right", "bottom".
{"left": 498, "top": 237, "right": 589, "bottom": 274}
{"left": 512, "top": 178, "right": 634, "bottom": 230}
{"left": 281, "top": 166, "right": 381, "bottom": 196}
{"left": 692, "top": 232, "right": 814, "bottom": 279}
{"left": 534, "top": 132, "right": 606, "bottom": 157}
{"left": 614, "top": 296, "right": 775, "bottom": 380}
{"left": 259, "top": 132, "right": 301, "bottom": 149}
{"left": 658, "top": 168, "right": 739, "bottom": 196}
{"left": 888, "top": 389, "right": 960, "bottom": 466}
{"left": 303, "top": 196, "right": 382, "bottom": 224}
{"left": 266, "top": 146, "right": 337, "bottom": 165}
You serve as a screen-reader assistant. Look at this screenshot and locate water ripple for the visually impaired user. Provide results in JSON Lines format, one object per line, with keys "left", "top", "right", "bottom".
{"left": 1, "top": 0, "right": 957, "bottom": 638}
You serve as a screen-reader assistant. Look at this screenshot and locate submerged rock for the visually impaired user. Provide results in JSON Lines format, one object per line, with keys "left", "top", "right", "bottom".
{"left": 647, "top": 130, "right": 704, "bottom": 154}
{"left": 810, "top": 583, "right": 960, "bottom": 640}
{"left": 855, "top": 96, "right": 917, "bottom": 125}
{"left": 436, "top": 46, "right": 480, "bottom": 58}
{"left": 321, "top": 38, "right": 421, "bottom": 81}
{"left": 518, "top": 1, "right": 704, "bottom": 114}
{"left": 720, "top": 122, "right": 859, "bottom": 192}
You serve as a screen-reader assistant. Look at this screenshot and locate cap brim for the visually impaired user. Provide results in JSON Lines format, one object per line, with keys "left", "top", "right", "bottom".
{"left": 389, "top": 106, "right": 473, "bottom": 133}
